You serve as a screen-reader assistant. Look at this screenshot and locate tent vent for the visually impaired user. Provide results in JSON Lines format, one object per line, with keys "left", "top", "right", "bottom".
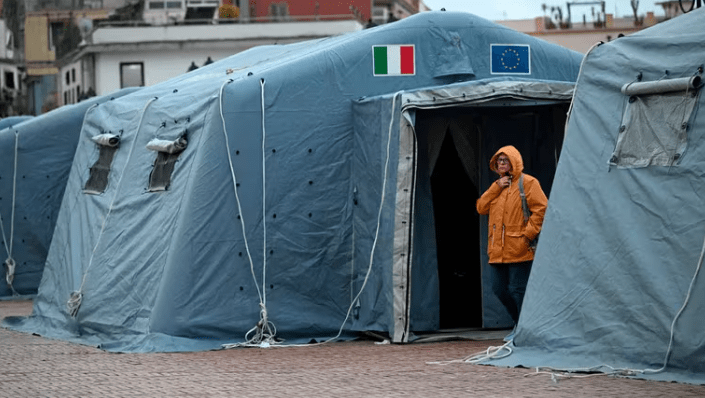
{"left": 147, "top": 135, "right": 187, "bottom": 192}
{"left": 84, "top": 133, "right": 120, "bottom": 195}
{"left": 610, "top": 76, "right": 701, "bottom": 168}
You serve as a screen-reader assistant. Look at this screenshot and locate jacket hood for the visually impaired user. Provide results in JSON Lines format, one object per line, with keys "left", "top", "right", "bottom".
{"left": 489, "top": 145, "right": 524, "bottom": 178}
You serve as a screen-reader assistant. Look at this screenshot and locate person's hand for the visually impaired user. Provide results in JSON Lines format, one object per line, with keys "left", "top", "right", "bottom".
{"left": 496, "top": 175, "right": 512, "bottom": 189}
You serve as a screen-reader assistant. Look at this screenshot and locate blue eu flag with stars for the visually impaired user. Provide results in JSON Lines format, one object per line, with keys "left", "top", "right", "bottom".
{"left": 491, "top": 44, "right": 530, "bottom": 74}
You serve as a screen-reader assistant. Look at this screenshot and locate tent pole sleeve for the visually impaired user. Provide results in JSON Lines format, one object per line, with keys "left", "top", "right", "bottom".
{"left": 621, "top": 76, "right": 701, "bottom": 96}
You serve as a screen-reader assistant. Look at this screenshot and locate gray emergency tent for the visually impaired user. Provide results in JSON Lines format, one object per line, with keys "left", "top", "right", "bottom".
{"left": 0, "top": 89, "right": 139, "bottom": 298}
{"left": 4, "top": 11, "right": 582, "bottom": 351}
{"left": 491, "top": 9, "right": 705, "bottom": 385}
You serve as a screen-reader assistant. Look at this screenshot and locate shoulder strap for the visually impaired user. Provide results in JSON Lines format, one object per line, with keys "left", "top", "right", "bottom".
{"left": 519, "top": 174, "right": 530, "bottom": 223}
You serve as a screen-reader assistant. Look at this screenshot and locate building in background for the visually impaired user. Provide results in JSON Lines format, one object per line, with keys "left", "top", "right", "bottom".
{"left": 22, "top": 0, "right": 433, "bottom": 113}
{"left": 496, "top": 13, "right": 660, "bottom": 53}
{"left": 495, "top": 1, "right": 665, "bottom": 53}
{"left": 0, "top": 0, "right": 25, "bottom": 116}
{"left": 656, "top": 0, "right": 696, "bottom": 19}
{"left": 25, "top": 9, "right": 112, "bottom": 114}
{"left": 15, "top": 0, "right": 692, "bottom": 115}
{"left": 61, "top": 10, "right": 366, "bottom": 99}
{"left": 372, "top": 0, "right": 428, "bottom": 24}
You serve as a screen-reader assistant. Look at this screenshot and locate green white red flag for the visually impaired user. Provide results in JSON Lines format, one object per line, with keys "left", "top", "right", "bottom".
{"left": 373, "top": 45, "right": 415, "bottom": 76}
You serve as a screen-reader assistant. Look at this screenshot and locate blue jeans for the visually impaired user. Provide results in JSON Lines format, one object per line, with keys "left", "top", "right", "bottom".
{"left": 489, "top": 261, "right": 532, "bottom": 325}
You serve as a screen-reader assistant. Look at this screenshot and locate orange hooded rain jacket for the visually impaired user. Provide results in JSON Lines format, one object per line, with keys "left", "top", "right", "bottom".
{"left": 476, "top": 145, "right": 547, "bottom": 264}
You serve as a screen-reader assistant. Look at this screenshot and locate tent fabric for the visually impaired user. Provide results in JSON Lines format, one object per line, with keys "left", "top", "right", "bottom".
{"left": 0, "top": 88, "right": 140, "bottom": 298}
{"left": 4, "top": 11, "right": 582, "bottom": 352}
{"left": 488, "top": 8, "right": 705, "bottom": 385}
{"left": 0, "top": 116, "right": 33, "bottom": 131}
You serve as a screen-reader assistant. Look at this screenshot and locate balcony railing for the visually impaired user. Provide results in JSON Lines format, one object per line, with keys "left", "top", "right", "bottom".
{"left": 95, "top": 13, "right": 360, "bottom": 28}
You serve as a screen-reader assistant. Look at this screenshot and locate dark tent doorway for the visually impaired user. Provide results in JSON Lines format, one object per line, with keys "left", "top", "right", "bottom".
{"left": 415, "top": 102, "right": 568, "bottom": 329}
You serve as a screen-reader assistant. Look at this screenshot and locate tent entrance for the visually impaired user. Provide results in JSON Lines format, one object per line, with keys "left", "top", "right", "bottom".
{"left": 414, "top": 102, "right": 568, "bottom": 329}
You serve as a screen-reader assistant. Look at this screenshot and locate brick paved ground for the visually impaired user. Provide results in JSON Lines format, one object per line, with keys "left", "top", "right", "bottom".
{"left": 2, "top": 299, "right": 705, "bottom": 398}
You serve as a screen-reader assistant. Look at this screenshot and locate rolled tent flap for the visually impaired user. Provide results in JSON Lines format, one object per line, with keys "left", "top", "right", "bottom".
{"left": 91, "top": 133, "right": 120, "bottom": 147}
{"left": 621, "top": 75, "right": 701, "bottom": 96}
{"left": 146, "top": 136, "right": 188, "bottom": 154}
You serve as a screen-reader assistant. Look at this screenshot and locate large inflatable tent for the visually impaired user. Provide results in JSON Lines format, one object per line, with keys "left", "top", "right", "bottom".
{"left": 489, "top": 8, "right": 705, "bottom": 385}
{"left": 4, "top": 11, "right": 582, "bottom": 351}
{"left": 0, "top": 88, "right": 140, "bottom": 298}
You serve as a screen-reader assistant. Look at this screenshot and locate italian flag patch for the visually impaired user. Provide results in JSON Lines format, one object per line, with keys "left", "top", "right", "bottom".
{"left": 373, "top": 45, "right": 415, "bottom": 76}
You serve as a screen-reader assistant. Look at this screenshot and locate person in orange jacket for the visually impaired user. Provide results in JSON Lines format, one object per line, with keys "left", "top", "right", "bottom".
{"left": 476, "top": 145, "right": 547, "bottom": 334}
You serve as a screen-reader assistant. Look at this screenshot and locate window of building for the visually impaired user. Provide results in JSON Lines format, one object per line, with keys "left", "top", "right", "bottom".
{"left": 65, "top": 71, "right": 71, "bottom": 85}
{"left": 147, "top": 135, "right": 188, "bottom": 192}
{"left": 185, "top": 0, "right": 219, "bottom": 20}
{"left": 84, "top": 134, "right": 121, "bottom": 194}
{"left": 610, "top": 75, "right": 701, "bottom": 168}
{"left": 268, "top": 2, "right": 289, "bottom": 20}
{"left": 49, "top": 22, "right": 64, "bottom": 51}
{"left": 4, "top": 71, "right": 14, "bottom": 89}
{"left": 72, "top": 68, "right": 76, "bottom": 83}
{"left": 120, "top": 62, "right": 144, "bottom": 88}
{"left": 148, "top": 0, "right": 183, "bottom": 9}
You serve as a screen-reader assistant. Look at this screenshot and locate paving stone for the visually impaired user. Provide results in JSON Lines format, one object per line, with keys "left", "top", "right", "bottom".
{"left": 2, "top": 299, "right": 705, "bottom": 397}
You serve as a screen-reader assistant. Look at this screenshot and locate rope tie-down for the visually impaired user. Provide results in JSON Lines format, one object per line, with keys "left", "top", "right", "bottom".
{"left": 4, "top": 258, "right": 16, "bottom": 293}
{"left": 1, "top": 130, "right": 20, "bottom": 296}
{"left": 219, "top": 78, "right": 278, "bottom": 348}
{"left": 244, "top": 303, "right": 277, "bottom": 347}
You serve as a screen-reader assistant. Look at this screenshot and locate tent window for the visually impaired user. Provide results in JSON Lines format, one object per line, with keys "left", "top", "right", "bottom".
{"left": 84, "top": 134, "right": 120, "bottom": 194}
{"left": 147, "top": 135, "right": 187, "bottom": 192}
{"left": 610, "top": 76, "right": 701, "bottom": 168}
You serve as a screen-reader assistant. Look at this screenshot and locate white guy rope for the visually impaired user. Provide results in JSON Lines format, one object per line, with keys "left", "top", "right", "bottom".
{"left": 0, "top": 131, "right": 19, "bottom": 294}
{"left": 427, "top": 341, "right": 513, "bottom": 366}
{"left": 317, "top": 91, "right": 401, "bottom": 345}
{"left": 260, "top": 78, "right": 269, "bottom": 314}
{"left": 218, "top": 79, "right": 260, "bottom": 302}
{"left": 537, "top": 218, "right": 705, "bottom": 380}
{"left": 240, "top": 78, "right": 277, "bottom": 347}
{"left": 67, "top": 97, "right": 157, "bottom": 317}
{"left": 218, "top": 79, "right": 276, "bottom": 348}
{"left": 218, "top": 80, "right": 260, "bottom": 301}
{"left": 641, "top": 225, "right": 705, "bottom": 374}
{"left": 222, "top": 91, "right": 402, "bottom": 349}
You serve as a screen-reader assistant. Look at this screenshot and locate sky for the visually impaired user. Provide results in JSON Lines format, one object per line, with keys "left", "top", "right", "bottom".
{"left": 421, "top": 1, "right": 666, "bottom": 21}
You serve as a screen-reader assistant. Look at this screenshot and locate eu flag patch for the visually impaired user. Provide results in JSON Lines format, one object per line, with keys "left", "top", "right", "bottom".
{"left": 490, "top": 44, "right": 531, "bottom": 74}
